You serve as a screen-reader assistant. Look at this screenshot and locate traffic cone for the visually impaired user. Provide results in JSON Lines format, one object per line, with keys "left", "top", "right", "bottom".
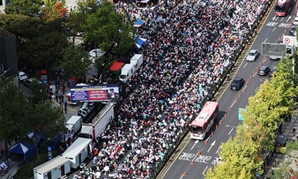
{"left": 184, "top": 172, "right": 187, "bottom": 176}
{"left": 205, "top": 140, "right": 208, "bottom": 144}
{"left": 219, "top": 120, "right": 223, "bottom": 124}
{"left": 238, "top": 94, "right": 242, "bottom": 98}
{"left": 250, "top": 75, "right": 252, "bottom": 80}
{"left": 211, "top": 131, "right": 214, "bottom": 136}
{"left": 229, "top": 107, "right": 232, "bottom": 111}
{"left": 191, "top": 160, "right": 194, "bottom": 164}
{"left": 260, "top": 63, "right": 262, "bottom": 67}
{"left": 216, "top": 125, "right": 219, "bottom": 129}
{"left": 235, "top": 99, "right": 238, "bottom": 102}
{"left": 224, "top": 113, "right": 227, "bottom": 118}
{"left": 256, "top": 67, "right": 259, "bottom": 71}
{"left": 197, "top": 150, "right": 201, "bottom": 155}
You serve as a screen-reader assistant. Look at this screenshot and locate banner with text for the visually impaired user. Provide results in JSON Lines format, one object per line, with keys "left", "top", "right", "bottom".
{"left": 70, "top": 85, "right": 119, "bottom": 102}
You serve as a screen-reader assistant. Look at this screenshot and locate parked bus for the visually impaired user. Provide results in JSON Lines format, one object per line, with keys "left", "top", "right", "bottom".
{"left": 275, "top": 0, "right": 292, "bottom": 17}
{"left": 189, "top": 101, "right": 219, "bottom": 140}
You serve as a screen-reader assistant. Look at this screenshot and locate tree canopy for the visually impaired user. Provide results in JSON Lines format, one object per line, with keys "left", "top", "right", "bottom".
{"left": 205, "top": 57, "right": 298, "bottom": 178}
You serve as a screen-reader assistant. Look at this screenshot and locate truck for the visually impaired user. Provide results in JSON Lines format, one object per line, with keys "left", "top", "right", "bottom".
{"left": 62, "top": 115, "right": 82, "bottom": 142}
{"left": 33, "top": 156, "right": 71, "bottom": 179}
{"left": 62, "top": 137, "right": 93, "bottom": 169}
{"left": 130, "top": 54, "right": 143, "bottom": 71}
{"left": 119, "top": 64, "right": 135, "bottom": 82}
{"left": 269, "top": 43, "right": 296, "bottom": 60}
{"left": 78, "top": 102, "right": 114, "bottom": 141}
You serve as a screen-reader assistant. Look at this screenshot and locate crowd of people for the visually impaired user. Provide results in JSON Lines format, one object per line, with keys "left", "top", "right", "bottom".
{"left": 73, "top": 0, "right": 269, "bottom": 178}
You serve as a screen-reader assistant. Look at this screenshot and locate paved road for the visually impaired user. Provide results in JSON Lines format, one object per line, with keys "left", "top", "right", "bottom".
{"left": 157, "top": 1, "right": 297, "bottom": 179}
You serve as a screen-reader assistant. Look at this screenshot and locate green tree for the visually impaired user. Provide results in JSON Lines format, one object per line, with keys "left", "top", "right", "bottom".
{"left": 22, "top": 32, "right": 69, "bottom": 69}
{"left": 0, "top": 77, "right": 30, "bottom": 158}
{"left": 28, "top": 79, "right": 48, "bottom": 105}
{"left": 4, "top": 0, "right": 43, "bottom": 17}
{"left": 81, "top": 0, "right": 136, "bottom": 54}
{"left": 60, "top": 44, "right": 92, "bottom": 79}
{"left": 25, "top": 101, "right": 66, "bottom": 161}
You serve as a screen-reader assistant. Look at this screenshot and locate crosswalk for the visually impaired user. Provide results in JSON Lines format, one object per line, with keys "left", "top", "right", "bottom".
{"left": 266, "top": 15, "right": 293, "bottom": 28}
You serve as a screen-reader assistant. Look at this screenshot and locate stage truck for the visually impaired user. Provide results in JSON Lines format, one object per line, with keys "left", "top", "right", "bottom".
{"left": 189, "top": 101, "right": 219, "bottom": 140}
{"left": 275, "top": 0, "right": 292, "bottom": 17}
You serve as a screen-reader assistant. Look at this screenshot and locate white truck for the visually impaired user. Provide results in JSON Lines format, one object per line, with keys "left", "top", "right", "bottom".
{"left": 130, "top": 54, "right": 143, "bottom": 71}
{"left": 62, "top": 137, "right": 93, "bottom": 169}
{"left": 119, "top": 64, "right": 135, "bottom": 82}
{"left": 78, "top": 102, "right": 114, "bottom": 141}
{"left": 33, "top": 156, "right": 71, "bottom": 179}
{"left": 269, "top": 43, "right": 296, "bottom": 60}
{"left": 62, "top": 115, "right": 82, "bottom": 142}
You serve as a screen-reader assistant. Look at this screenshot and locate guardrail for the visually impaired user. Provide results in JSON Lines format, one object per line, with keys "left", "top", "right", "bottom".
{"left": 151, "top": 0, "right": 274, "bottom": 178}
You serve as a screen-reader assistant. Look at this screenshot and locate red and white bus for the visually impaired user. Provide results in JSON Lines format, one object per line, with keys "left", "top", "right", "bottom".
{"left": 189, "top": 101, "right": 219, "bottom": 140}
{"left": 275, "top": 0, "right": 292, "bottom": 17}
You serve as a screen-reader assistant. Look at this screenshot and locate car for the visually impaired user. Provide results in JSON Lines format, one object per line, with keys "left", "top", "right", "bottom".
{"left": 230, "top": 77, "right": 245, "bottom": 91}
{"left": 269, "top": 55, "right": 281, "bottom": 60}
{"left": 294, "top": 17, "right": 298, "bottom": 26}
{"left": 23, "top": 78, "right": 42, "bottom": 87}
{"left": 258, "top": 66, "right": 271, "bottom": 76}
{"left": 18, "top": 71, "right": 28, "bottom": 81}
{"left": 289, "top": 26, "right": 298, "bottom": 36}
{"left": 246, "top": 49, "right": 259, "bottom": 62}
{"left": 268, "top": 68, "right": 277, "bottom": 77}
{"left": 78, "top": 108, "right": 90, "bottom": 117}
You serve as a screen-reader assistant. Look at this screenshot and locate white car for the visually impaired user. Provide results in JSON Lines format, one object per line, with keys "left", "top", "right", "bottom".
{"left": 293, "top": 17, "right": 298, "bottom": 26}
{"left": 18, "top": 71, "right": 28, "bottom": 81}
{"left": 246, "top": 49, "right": 259, "bottom": 62}
{"left": 78, "top": 108, "right": 90, "bottom": 117}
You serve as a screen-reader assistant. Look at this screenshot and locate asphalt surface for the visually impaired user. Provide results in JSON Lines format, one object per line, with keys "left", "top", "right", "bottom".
{"left": 157, "top": 1, "right": 297, "bottom": 179}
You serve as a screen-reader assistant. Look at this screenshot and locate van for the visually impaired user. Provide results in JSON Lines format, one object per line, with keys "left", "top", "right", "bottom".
{"left": 119, "top": 64, "right": 135, "bottom": 82}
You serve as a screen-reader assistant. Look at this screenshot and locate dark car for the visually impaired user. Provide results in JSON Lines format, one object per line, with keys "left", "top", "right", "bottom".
{"left": 258, "top": 66, "right": 271, "bottom": 76}
{"left": 23, "top": 78, "right": 43, "bottom": 87}
{"left": 289, "top": 26, "right": 298, "bottom": 36}
{"left": 231, "top": 77, "right": 245, "bottom": 91}
{"left": 268, "top": 68, "right": 277, "bottom": 77}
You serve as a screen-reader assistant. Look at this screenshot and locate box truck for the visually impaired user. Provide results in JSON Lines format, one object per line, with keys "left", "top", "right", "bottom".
{"left": 62, "top": 115, "right": 82, "bottom": 142}
{"left": 78, "top": 102, "right": 114, "bottom": 141}
{"left": 33, "top": 156, "right": 71, "bottom": 179}
{"left": 62, "top": 137, "right": 93, "bottom": 169}
{"left": 119, "top": 64, "right": 135, "bottom": 82}
{"left": 130, "top": 54, "right": 143, "bottom": 71}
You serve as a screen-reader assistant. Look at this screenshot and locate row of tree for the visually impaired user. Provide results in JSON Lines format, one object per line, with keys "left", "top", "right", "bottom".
{"left": 205, "top": 57, "right": 298, "bottom": 178}
{"left": 0, "top": 77, "right": 66, "bottom": 160}
{"left": 0, "top": 0, "right": 135, "bottom": 79}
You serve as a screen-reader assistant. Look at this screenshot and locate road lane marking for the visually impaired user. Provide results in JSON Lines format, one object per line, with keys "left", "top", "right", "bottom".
{"left": 272, "top": 27, "right": 276, "bottom": 32}
{"left": 157, "top": 2, "right": 274, "bottom": 177}
{"left": 179, "top": 174, "right": 184, "bottom": 179}
{"left": 207, "top": 140, "right": 216, "bottom": 152}
{"left": 266, "top": 22, "right": 278, "bottom": 26}
{"left": 272, "top": 16, "right": 276, "bottom": 21}
{"left": 230, "top": 100, "right": 236, "bottom": 109}
{"left": 281, "top": 17, "right": 284, "bottom": 21}
{"left": 228, "top": 128, "right": 234, "bottom": 135}
{"left": 264, "top": 38, "right": 267, "bottom": 42}
{"left": 253, "top": 71, "right": 257, "bottom": 77}
{"left": 289, "top": 7, "right": 292, "bottom": 11}
{"left": 216, "top": 147, "right": 220, "bottom": 154}
{"left": 243, "top": 62, "right": 248, "bottom": 68}
{"left": 191, "top": 140, "right": 198, "bottom": 150}
{"left": 202, "top": 166, "right": 209, "bottom": 175}
{"left": 275, "top": 17, "right": 279, "bottom": 21}
{"left": 226, "top": 125, "right": 237, "bottom": 128}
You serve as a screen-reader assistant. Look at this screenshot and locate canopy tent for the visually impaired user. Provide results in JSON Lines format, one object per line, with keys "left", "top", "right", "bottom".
{"left": 135, "top": 37, "right": 147, "bottom": 49}
{"left": 134, "top": 20, "right": 144, "bottom": 27}
{"left": 9, "top": 143, "right": 29, "bottom": 154}
{"left": 110, "top": 62, "right": 125, "bottom": 72}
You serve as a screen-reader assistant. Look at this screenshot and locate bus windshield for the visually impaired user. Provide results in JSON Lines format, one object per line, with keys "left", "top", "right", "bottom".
{"left": 191, "top": 126, "right": 204, "bottom": 134}
{"left": 275, "top": 4, "right": 286, "bottom": 11}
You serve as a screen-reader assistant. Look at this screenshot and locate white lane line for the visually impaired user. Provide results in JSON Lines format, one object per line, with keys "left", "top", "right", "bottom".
{"left": 253, "top": 71, "right": 257, "bottom": 77}
{"left": 272, "top": 27, "right": 276, "bottom": 32}
{"left": 243, "top": 63, "right": 248, "bottom": 68}
{"left": 179, "top": 174, "right": 184, "bottom": 179}
{"left": 289, "top": 7, "right": 292, "bottom": 11}
{"left": 281, "top": 17, "right": 284, "bottom": 21}
{"left": 202, "top": 166, "right": 209, "bottom": 175}
{"left": 191, "top": 140, "right": 198, "bottom": 150}
{"left": 230, "top": 101, "right": 236, "bottom": 109}
{"left": 264, "top": 38, "right": 267, "bottom": 42}
{"left": 216, "top": 147, "right": 220, "bottom": 154}
{"left": 228, "top": 128, "right": 234, "bottom": 135}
